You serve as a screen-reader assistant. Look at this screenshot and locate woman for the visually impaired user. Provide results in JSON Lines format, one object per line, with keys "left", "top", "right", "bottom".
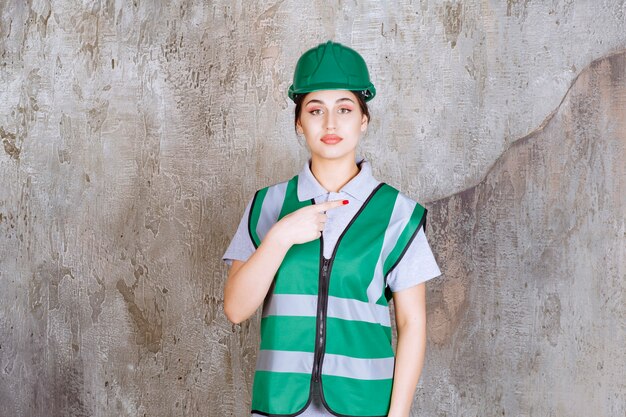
{"left": 222, "top": 41, "right": 441, "bottom": 417}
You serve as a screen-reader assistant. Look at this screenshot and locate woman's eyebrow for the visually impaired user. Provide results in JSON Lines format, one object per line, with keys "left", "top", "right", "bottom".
{"left": 305, "top": 97, "right": 356, "bottom": 106}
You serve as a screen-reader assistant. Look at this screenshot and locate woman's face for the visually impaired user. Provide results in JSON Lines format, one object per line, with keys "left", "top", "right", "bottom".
{"left": 296, "top": 90, "right": 368, "bottom": 162}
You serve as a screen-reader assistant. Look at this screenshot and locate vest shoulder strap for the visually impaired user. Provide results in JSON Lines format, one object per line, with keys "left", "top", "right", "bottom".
{"left": 248, "top": 175, "right": 301, "bottom": 248}
{"left": 382, "top": 186, "right": 428, "bottom": 278}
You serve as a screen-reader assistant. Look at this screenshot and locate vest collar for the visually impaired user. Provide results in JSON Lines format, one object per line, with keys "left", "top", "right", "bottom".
{"left": 296, "top": 156, "right": 380, "bottom": 202}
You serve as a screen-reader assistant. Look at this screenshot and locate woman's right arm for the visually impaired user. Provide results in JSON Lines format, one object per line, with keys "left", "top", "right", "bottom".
{"left": 223, "top": 199, "right": 347, "bottom": 324}
{"left": 223, "top": 231, "right": 291, "bottom": 324}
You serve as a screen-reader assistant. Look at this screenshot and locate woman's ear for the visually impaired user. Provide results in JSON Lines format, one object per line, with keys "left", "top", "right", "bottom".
{"left": 296, "top": 120, "right": 304, "bottom": 135}
{"left": 360, "top": 114, "right": 368, "bottom": 133}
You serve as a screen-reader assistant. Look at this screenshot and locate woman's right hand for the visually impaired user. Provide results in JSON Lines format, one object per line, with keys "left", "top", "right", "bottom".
{"left": 266, "top": 199, "right": 348, "bottom": 248}
{"left": 224, "top": 198, "right": 348, "bottom": 324}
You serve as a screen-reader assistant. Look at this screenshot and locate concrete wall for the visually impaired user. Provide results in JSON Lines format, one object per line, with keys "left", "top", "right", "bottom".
{"left": 0, "top": 1, "right": 624, "bottom": 416}
{"left": 421, "top": 52, "right": 626, "bottom": 416}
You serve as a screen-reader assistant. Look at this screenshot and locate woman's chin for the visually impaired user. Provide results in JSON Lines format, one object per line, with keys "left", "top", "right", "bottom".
{"left": 312, "top": 150, "right": 356, "bottom": 162}
{"left": 309, "top": 144, "right": 358, "bottom": 160}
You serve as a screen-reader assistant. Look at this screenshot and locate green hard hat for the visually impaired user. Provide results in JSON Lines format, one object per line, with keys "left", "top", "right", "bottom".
{"left": 288, "top": 40, "right": 376, "bottom": 102}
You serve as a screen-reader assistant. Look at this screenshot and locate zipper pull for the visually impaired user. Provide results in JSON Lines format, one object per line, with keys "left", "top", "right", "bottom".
{"left": 322, "top": 258, "right": 329, "bottom": 276}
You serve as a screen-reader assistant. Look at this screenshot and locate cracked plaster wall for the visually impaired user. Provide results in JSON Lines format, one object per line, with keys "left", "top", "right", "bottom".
{"left": 0, "top": 1, "right": 624, "bottom": 416}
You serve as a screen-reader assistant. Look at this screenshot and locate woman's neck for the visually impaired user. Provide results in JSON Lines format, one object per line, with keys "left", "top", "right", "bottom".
{"left": 310, "top": 155, "right": 360, "bottom": 193}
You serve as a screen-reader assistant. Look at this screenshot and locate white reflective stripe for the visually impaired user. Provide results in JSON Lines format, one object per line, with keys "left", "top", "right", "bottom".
{"left": 262, "top": 294, "right": 317, "bottom": 318}
{"left": 366, "top": 194, "right": 416, "bottom": 303}
{"left": 322, "top": 353, "right": 395, "bottom": 380}
{"left": 261, "top": 294, "right": 390, "bottom": 327}
{"left": 256, "top": 350, "right": 314, "bottom": 374}
{"left": 327, "top": 296, "right": 390, "bottom": 327}
{"left": 256, "top": 181, "right": 288, "bottom": 242}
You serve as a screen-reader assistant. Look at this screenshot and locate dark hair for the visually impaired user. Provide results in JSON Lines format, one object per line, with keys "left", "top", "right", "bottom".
{"left": 293, "top": 91, "right": 371, "bottom": 134}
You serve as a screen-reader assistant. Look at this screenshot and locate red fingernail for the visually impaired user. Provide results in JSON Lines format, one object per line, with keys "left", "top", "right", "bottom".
{"left": 342, "top": 200, "right": 349, "bottom": 205}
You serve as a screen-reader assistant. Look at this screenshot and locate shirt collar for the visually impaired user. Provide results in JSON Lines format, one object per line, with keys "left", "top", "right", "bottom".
{"left": 296, "top": 156, "right": 381, "bottom": 202}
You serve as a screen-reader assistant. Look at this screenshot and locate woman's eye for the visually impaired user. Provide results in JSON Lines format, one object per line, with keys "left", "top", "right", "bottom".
{"left": 338, "top": 108, "right": 352, "bottom": 114}
{"left": 309, "top": 109, "right": 323, "bottom": 115}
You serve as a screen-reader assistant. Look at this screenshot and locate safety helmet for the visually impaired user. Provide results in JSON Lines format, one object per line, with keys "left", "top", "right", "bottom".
{"left": 288, "top": 40, "right": 376, "bottom": 102}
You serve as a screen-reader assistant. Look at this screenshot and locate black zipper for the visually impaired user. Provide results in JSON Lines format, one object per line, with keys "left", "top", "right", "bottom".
{"left": 309, "top": 183, "right": 386, "bottom": 409}
{"left": 313, "top": 253, "right": 331, "bottom": 383}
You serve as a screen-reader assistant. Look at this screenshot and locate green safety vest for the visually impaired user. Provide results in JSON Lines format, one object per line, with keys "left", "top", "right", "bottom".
{"left": 248, "top": 175, "right": 427, "bottom": 417}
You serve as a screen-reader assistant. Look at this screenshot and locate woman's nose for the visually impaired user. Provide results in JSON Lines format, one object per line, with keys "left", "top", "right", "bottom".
{"left": 325, "top": 112, "right": 336, "bottom": 130}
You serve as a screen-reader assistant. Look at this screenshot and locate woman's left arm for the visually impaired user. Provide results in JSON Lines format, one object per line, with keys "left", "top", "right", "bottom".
{"left": 387, "top": 282, "right": 427, "bottom": 417}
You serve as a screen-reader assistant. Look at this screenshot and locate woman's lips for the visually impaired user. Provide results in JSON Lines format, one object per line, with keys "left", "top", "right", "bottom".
{"left": 321, "top": 134, "right": 342, "bottom": 144}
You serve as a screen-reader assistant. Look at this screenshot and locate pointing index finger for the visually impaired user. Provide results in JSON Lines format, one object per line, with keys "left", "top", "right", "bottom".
{"left": 315, "top": 199, "right": 349, "bottom": 212}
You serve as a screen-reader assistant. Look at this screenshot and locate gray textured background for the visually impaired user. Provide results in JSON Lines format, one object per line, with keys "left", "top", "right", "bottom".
{"left": 0, "top": 1, "right": 624, "bottom": 416}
